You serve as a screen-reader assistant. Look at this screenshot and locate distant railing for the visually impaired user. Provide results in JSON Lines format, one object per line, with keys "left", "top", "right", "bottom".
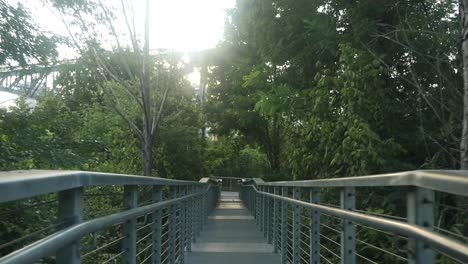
{"left": 0, "top": 170, "right": 219, "bottom": 264}
{"left": 210, "top": 176, "right": 245, "bottom": 192}
{"left": 239, "top": 170, "right": 468, "bottom": 264}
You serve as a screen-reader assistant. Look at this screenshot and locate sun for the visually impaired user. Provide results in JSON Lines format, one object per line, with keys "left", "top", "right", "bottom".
{"left": 134, "top": 0, "right": 235, "bottom": 52}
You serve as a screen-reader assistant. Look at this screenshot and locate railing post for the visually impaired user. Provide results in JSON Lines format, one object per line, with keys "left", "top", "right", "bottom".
{"left": 197, "top": 185, "right": 202, "bottom": 236}
{"left": 191, "top": 185, "right": 198, "bottom": 243}
{"left": 57, "top": 187, "right": 83, "bottom": 264}
{"left": 255, "top": 186, "right": 260, "bottom": 227}
{"left": 341, "top": 187, "right": 356, "bottom": 264}
{"left": 187, "top": 185, "right": 193, "bottom": 251}
{"left": 263, "top": 185, "right": 266, "bottom": 234}
{"left": 152, "top": 185, "right": 162, "bottom": 264}
{"left": 273, "top": 186, "right": 280, "bottom": 253}
{"left": 292, "top": 187, "right": 301, "bottom": 264}
{"left": 203, "top": 186, "right": 206, "bottom": 228}
{"left": 281, "top": 186, "right": 288, "bottom": 264}
{"left": 179, "top": 185, "right": 186, "bottom": 264}
{"left": 310, "top": 188, "right": 320, "bottom": 264}
{"left": 407, "top": 187, "right": 435, "bottom": 264}
{"left": 122, "top": 185, "right": 137, "bottom": 264}
{"left": 168, "top": 186, "right": 177, "bottom": 264}
{"left": 261, "top": 186, "right": 265, "bottom": 233}
{"left": 266, "top": 187, "right": 271, "bottom": 241}
{"left": 248, "top": 186, "right": 253, "bottom": 211}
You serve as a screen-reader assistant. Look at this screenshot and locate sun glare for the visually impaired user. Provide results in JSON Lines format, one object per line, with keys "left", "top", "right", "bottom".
{"left": 149, "top": 0, "right": 235, "bottom": 51}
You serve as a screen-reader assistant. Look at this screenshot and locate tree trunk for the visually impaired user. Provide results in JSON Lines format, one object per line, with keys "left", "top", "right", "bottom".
{"left": 141, "top": 0, "right": 153, "bottom": 176}
{"left": 461, "top": 0, "right": 468, "bottom": 169}
{"left": 142, "top": 138, "right": 153, "bottom": 176}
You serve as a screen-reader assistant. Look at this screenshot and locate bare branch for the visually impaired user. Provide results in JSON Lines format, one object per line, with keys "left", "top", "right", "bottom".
{"left": 151, "top": 65, "right": 172, "bottom": 135}
{"left": 91, "top": 47, "right": 144, "bottom": 109}
{"left": 120, "top": 0, "right": 140, "bottom": 53}
{"left": 96, "top": 0, "right": 136, "bottom": 81}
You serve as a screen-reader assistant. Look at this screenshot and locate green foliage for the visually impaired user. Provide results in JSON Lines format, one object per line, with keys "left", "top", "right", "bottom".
{"left": 204, "top": 137, "right": 270, "bottom": 179}
{"left": 207, "top": 0, "right": 461, "bottom": 180}
{"left": 0, "top": 1, "right": 58, "bottom": 67}
{"left": 0, "top": 49, "right": 206, "bottom": 179}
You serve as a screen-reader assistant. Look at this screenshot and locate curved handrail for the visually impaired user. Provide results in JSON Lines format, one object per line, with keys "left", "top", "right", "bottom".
{"left": 0, "top": 186, "right": 211, "bottom": 264}
{"left": 0, "top": 170, "right": 207, "bottom": 203}
{"left": 248, "top": 170, "right": 468, "bottom": 197}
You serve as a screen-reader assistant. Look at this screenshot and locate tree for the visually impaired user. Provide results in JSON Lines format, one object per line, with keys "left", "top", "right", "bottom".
{"left": 49, "top": 0, "right": 182, "bottom": 176}
{"left": 208, "top": 0, "right": 461, "bottom": 180}
{"left": 460, "top": 0, "right": 468, "bottom": 170}
{"left": 0, "top": 1, "right": 58, "bottom": 68}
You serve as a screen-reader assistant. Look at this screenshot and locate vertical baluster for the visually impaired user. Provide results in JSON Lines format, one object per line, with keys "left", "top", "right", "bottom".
{"left": 256, "top": 186, "right": 260, "bottom": 227}
{"left": 273, "top": 186, "right": 280, "bottom": 253}
{"left": 292, "top": 187, "right": 301, "bottom": 264}
{"left": 196, "top": 186, "right": 202, "bottom": 237}
{"left": 122, "top": 185, "right": 137, "bottom": 264}
{"left": 187, "top": 185, "right": 193, "bottom": 251}
{"left": 281, "top": 186, "right": 288, "bottom": 264}
{"left": 341, "top": 187, "right": 356, "bottom": 264}
{"left": 152, "top": 185, "right": 162, "bottom": 264}
{"left": 268, "top": 186, "right": 274, "bottom": 244}
{"left": 310, "top": 188, "right": 320, "bottom": 264}
{"left": 266, "top": 186, "right": 271, "bottom": 241}
{"left": 191, "top": 185, "right": 198, "bottom": 243}
{"left": 179, "top": 186, "right": 186, "bottom": 264}
{"left": 57, "top": 187, "right": 83, "bottom": 264}
{"left": 407, "top": 187, "right": 434, "bottom": 264}
{"left": 168, "top": 186, "right": 177, "bottom": 264}
{"left": 262, "top": 186, "right": 267, "bottom": 236}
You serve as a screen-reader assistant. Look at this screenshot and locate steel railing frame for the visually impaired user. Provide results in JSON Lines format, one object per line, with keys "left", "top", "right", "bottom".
{"left": 0, "top": 170, "right": 220, "bottom": 264}
{"left": 239, "top": 170, "right": 468, "bottom": 264}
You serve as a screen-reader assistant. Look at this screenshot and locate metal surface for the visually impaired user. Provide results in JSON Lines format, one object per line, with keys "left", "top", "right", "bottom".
{"left": 2, "top": 169, "right": 468, "bottom": 264}
{"left": 340, "top": 187, "right": 355, "bottom": 264}
{"left": 292, "top": 187, "right": 301, "bottom": 264}
{"left": 152, "top": 185, "right": 163, "bottom": 264}
{"left": 273, "top": 186, "right": 279, "bottom": 253}
{"left": 185, "top": 192, "right": 281, "bottom": 264}
{"left": 168, "top": 187, "right": 177, "bottom": 264}
{"left": 250, "top": 170, "right": 468, "bottom": 197}
{"left": 56, "top": 187, "right": 83, "bottom": 264}
{"left": 280, "top": 186, "right": 288, "bottom": 264}
{"left": 244, "top": 185, "right": 468, "bottom": 263}
{"left": 0, "top": 170, "right": 218, "bottom": 264}
{"left": 0, "top": 170, "right": 206, "bottom": 203}
{"left": 309, "top": 188, "right": 320, "bottom": 264}
{"left": 122, "top": 185, "right": 137, "bottom": 264}
{"left": 407, "top": 187, "right": 435, "bottom": 264}
{"left": 180, "top": 186, "right": 187, "bottom": 264}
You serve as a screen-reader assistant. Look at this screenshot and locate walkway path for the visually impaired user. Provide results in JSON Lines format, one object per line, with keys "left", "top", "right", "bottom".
{"left": 185, "top": 192, "right": 281, "bottom": 264}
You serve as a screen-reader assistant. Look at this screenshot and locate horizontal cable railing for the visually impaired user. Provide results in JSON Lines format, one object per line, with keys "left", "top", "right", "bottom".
{"left": 239, "top": 170, "right": 468, "bottom": 264}
{"left": 0, "top": 170, "right": 220, "bottom": 264}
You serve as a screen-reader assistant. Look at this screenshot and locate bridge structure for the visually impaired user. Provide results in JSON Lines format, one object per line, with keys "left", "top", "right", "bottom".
{"left": 0, "top": 49, "right": 220, "bottom": 99}
{"left": 0, "top": 62, "right": 64, "bottom": 97}
{"left": 0, "top": 170, "right": 467, "bottom": 264}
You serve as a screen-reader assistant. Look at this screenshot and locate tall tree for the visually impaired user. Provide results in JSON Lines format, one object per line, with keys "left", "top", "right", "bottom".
{"left": 50, "top": 0, "right": 180, "bottom": 176}
{"left": 461, "top": 0, "right": 468, "bottom": 169}
{"left": 0, "top": 1, "right": 58, "bottom": 67}
{"left": 208, "top": 0, "right": 461, "bottom": 179}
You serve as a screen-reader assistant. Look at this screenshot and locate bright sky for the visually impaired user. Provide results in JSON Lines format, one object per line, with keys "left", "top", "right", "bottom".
{"left": 1, "top": 0, "right": 235, "bottom": 107}
{"left": 15, "top": 0, "right": 235, "bottom": 55}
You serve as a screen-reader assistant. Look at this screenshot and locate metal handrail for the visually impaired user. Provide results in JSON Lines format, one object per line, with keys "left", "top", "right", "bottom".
{"left": 253, "top": 185, "right": 468, "bottom": 262}
{"left": 0, "top": 170, "right": 220, "bottom": 264}
{"left": 240, "top": 170, "right": 468, "bottom": 264}
{"left": 0, "top": 187, "right": 210, "bottom": 264}
{"left": 249, "top": 170, "right": 468, "bottom": 197}
{"left": 0, "top": 170, "right": 206, "bottom": 203}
